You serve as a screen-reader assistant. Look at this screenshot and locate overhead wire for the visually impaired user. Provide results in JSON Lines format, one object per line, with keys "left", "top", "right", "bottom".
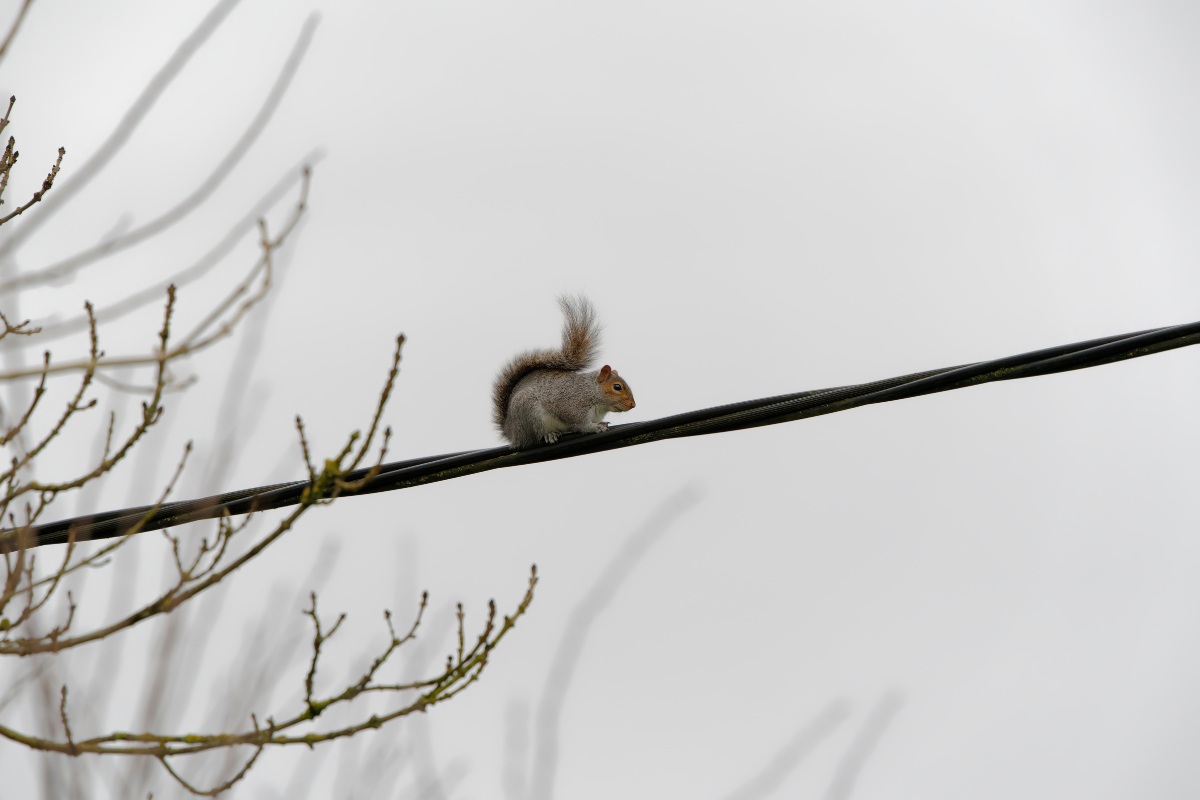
{"left": 6, "top": 319, "right": 1199, "bottom": 551}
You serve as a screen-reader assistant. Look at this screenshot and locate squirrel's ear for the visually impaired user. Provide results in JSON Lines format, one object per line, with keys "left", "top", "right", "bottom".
{"left": 598, "top": 364, "right": 612, "bottom": 380}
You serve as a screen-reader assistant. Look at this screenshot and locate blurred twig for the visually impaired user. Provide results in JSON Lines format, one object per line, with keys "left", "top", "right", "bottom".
{"left": 0, "top": 0, "right": 244, "bottom": 261}
{"left": 528, "top": 486, "right": 702, "bottom": 800}
{"left": 722, "top": 702, "right": 851, "bottom": 800}
{"left": 0, "top": 14, "right": 319, "bottom": 296}
{"left": 0, "top": 0, "right": 34, "bottom": 67}
{"left": 824, "top": 692, "right": 903, "bottom": 800}
{"left": 0, "top": 166, "right": 311, "bottom": 381}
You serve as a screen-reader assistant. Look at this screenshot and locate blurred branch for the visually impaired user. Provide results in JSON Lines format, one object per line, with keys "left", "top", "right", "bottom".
{"left": 0, "top": 165, "right": 310, "bottom": 381}
{"left": 722, "top": 702, "right": 851, "bottom": 800}
{"left": 0, "top": 0, "right": 244, "bottom": 260}
{"left": 529, "top": 487, "right": 702, "bottom": 800}
{"left": 825, "top": 692, "right": 903, "bottom": 800}
{"left": 0, "top": 14, "right": 319, "bottom": 295}
{"left": 31, "top": 153, "right": 317, "bottom": 344}
{"left": 0, "top": 1, "right": 34, "bottom": 67}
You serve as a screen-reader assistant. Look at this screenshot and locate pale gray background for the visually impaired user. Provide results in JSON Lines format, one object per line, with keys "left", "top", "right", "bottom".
{"left": 2, "top": 0, "right": 1199, "bottom": 797}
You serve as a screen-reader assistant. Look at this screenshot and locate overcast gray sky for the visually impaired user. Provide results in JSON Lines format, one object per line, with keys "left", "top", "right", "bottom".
{"left": 3, "top": 1, "right": 1199, "bottom": 797}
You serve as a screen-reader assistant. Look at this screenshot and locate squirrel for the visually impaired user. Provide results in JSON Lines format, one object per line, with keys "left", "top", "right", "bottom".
{"left": 492, "top": 295, "right": 636, "bottom": 449}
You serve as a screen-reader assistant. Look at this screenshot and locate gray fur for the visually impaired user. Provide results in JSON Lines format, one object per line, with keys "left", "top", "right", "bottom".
{"left": 492, "top": 295, "right": 619, "bottom": 448}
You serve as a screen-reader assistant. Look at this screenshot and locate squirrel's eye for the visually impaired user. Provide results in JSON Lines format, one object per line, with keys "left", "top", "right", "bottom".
{"left": 613, "top": 383, "right": 622, "bottom": 390}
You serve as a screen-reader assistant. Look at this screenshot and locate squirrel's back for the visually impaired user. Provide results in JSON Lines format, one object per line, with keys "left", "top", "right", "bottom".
{"left": 491, "top": 295, "right": 601, "bottom": 431}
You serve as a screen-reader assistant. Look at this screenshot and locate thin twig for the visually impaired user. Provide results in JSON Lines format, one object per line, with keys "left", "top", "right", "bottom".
{"left": 0, "top": 567, "right": 538, "bottom": 757}
{"left": 0, "top": 146, "right": 65, "bottom": 226}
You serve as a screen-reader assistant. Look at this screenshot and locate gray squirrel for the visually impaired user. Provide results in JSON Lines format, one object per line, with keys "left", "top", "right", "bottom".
{"left": 492, "top": 295, "right": 636, "bottom": 449}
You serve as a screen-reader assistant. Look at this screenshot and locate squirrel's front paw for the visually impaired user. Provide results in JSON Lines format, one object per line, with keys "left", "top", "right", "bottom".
{"left": 543, "top": 432, "right": 561, "bottom": 444}
{"left": 590, "top": 422, "right": 610, "bottom": 433}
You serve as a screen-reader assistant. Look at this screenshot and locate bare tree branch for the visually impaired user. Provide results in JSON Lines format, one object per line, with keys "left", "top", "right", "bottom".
{"left": 0, "top": 14, "right": 319, "bottom": 294}
{"left": 0, "top": 567, "right": 538, "bottom": 759}
{"left": 0, "top": 0, "right": 244, "bottom": 259}
{"left": 0, "top": 145, "right": 63, "bottom": 225}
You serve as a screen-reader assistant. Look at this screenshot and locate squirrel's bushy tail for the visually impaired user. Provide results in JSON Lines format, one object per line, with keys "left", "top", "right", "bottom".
{"left": 491, "top": 294, "right": 602, "bottom": 431}
{"left": 555, "top": 294, "right": 600, "bottom": 369}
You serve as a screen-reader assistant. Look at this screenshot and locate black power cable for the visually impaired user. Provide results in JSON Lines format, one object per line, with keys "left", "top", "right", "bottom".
{"left": 6, "top": 319, "right": 1199, "bottom": 552}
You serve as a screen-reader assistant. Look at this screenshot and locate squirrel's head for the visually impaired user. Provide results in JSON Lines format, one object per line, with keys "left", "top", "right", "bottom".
{"left": 597, "top": 365, "right": 635, "bottom": 412}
